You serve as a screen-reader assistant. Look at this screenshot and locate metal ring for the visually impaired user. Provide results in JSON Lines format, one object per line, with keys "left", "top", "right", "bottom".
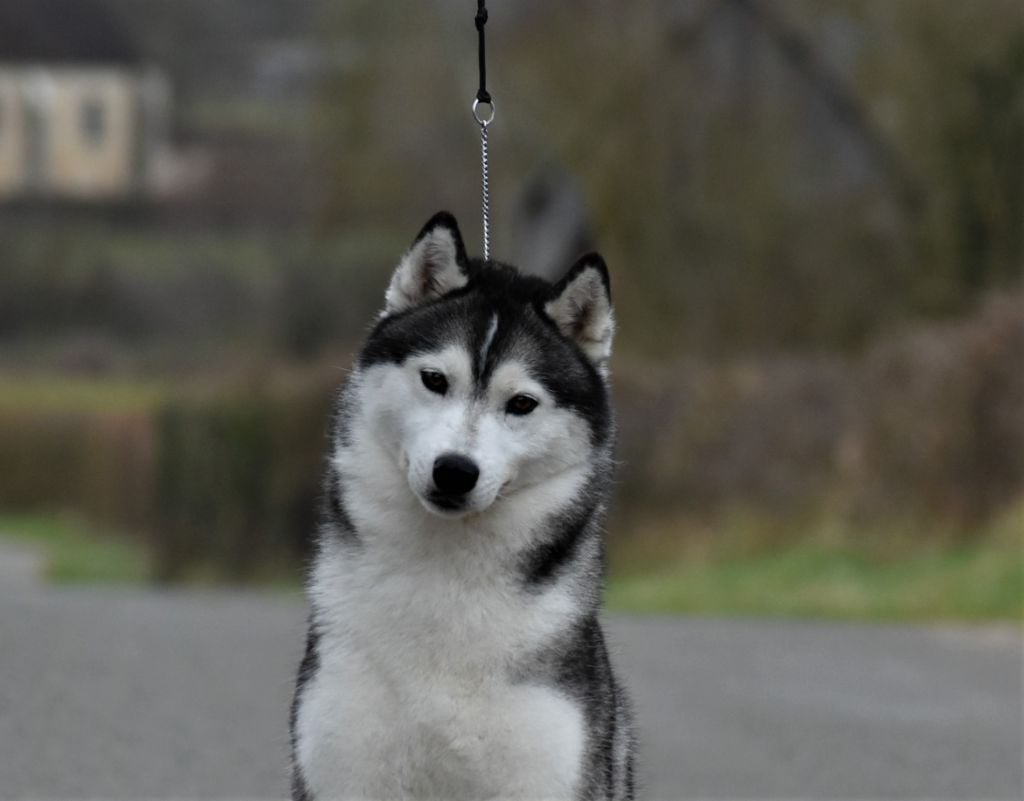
{"left": 472, "top": 98, "right": 495, "bottom": 127}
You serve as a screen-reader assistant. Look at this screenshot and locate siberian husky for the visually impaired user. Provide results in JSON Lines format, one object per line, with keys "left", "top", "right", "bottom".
{"left": 290, "top": 212, "right": 635, "bottom": 800}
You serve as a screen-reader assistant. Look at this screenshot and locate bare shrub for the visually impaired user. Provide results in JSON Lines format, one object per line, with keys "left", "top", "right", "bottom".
{"left": 853, "top": 293, "right": 1024, "bottom": 524}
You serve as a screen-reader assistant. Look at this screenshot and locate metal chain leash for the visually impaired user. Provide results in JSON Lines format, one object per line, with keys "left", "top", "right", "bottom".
{"left": 473, "top": 1, "right": 494, "bottom": 260}
{"left": 473, "top": 99, "right": 493, "bottom": 261}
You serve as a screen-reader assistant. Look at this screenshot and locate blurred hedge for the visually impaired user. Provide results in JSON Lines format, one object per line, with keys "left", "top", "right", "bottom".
{"left": 153, "top": 374, "right": 333, "bottom": 582}
{"left": 1, "top": 293, "right": 1020, "bottom": 582}
{"left": 615, "top": 292, "right": 1023, "bottom": 530}
{"left": 0, "top": 408, "right": 154, "bottom": 534}
{"left": 854, "top": 293, "right": 1024, "bottom": 525}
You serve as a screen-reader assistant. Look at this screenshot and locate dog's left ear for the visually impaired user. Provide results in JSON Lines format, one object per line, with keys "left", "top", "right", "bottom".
{"left": 384, "top": 211, "right": 470, "bottom": 316}
{"left": 545, "top": 253, "right": 614, "bottom": 367}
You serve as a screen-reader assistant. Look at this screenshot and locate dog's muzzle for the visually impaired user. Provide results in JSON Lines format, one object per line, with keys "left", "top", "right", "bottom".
{"left": 429, "top": 453, "right": 479, "bottom": 510}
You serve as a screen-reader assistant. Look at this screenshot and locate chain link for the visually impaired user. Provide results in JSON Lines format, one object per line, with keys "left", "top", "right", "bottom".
{"left": 473, "top": 98, "right": 494, "bottom": 260}
{"left": 479, "top": 121, "right": 490, "bottom": 261}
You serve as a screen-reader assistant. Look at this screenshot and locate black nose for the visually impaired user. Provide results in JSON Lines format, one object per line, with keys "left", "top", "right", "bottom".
{"left": 432, "top": 453, "right": 480, "bottom": 496}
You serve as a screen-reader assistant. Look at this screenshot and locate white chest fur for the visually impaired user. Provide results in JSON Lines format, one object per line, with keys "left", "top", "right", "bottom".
{"left": 296, "top": 542, "right": 586, "bottom": 801}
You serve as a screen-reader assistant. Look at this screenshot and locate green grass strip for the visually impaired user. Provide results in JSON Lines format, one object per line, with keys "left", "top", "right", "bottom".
{"left": 0, "top": 513, "right": 150, "bottom": 584}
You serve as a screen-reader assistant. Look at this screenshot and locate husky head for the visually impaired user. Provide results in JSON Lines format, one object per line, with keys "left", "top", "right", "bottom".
{"left": 339, "top": 212, "right": 614, "bottom": 524}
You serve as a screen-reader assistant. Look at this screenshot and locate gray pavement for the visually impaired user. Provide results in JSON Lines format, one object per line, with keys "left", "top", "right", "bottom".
{"left": 0, "top": 584, "right": 1020, "bottom": 800}
{"left": 0, "top": 542, "right": 43, "bottom": 588}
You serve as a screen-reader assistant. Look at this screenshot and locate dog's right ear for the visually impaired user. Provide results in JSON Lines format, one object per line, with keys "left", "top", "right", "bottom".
{"left": 383, "top": 212, "right": 470, "bottom": 316}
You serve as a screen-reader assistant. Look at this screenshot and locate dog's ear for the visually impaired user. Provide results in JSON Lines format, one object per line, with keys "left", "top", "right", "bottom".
{"left": 545, "top": 253, "right": 614, "bottom": 367}
{"left": 384, "top": 212, "right": 470, "bottom": 315}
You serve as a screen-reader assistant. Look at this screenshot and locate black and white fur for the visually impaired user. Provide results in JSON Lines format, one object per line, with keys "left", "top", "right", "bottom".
{"left": 290, "top": 212, "right": 634, "bottom": 800}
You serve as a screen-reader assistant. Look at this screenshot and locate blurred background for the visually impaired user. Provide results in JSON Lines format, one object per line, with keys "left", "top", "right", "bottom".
{"left": 0, "top": 0, "right": 1021, "bottom": 620}
{"left": 2, "top": 2, "right": 1023, "bottom": 798}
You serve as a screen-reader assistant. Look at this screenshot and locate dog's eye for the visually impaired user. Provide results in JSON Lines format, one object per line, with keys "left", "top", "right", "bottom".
{"left": 506, "top": 394, "right": 539, "bottom": 416}
{"left": 420, "top": 370, "right": 448, "bottom": 395}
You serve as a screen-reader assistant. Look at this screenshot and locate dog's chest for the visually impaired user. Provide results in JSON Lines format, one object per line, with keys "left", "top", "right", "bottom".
{"left": 299, "top": 653, "right": 583, "bottom": 798}
{"left": 297, "top": 551, "right": 585, "bottom": 798}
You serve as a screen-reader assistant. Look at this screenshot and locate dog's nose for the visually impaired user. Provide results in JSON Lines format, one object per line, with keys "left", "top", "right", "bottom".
{"left": 432, "top": 453, "right": 480, "bottom": 496}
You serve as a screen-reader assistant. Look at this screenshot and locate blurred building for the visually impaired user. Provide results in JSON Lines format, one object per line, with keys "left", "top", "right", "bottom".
{"left": 0, "top": 0, "right": 171, "bottom": 202}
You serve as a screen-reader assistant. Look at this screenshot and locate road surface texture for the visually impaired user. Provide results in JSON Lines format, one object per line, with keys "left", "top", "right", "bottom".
{"left": 0, "top": 583, "right": 1020, "bottom": 800}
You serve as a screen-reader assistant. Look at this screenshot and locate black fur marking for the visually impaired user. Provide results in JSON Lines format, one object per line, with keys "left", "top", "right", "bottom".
{"left": 515, "top": 612, "right": 634, "bottom": 798}
{"left": 548, "top": 616, "right": 635, "bottom": 800}
{"left": 321, "top": 466, "right": 359, "bottom": 546}
{"left": 290, "top": 622, "right": 321, "bottom": 801}
{"left": 553, "top": 251, "right": 611, "bottom": 301}
{"left": 330, "top": 383, "right": 355, "bottom": 449}
{"left": 415, "top": 210, "right": 470, "bottom": 267}
{"left": 520, "top": 504, "right": 596, "bottom": 588}
{"left": 320, "top": 383, "right": 360, "bottom": 546}
{"left": 291, "top": 763, "right": 315, "bottom": 801}
{"left": 604, "top": 665, "right": 619, "bottom": 794}
{"left": 471, "top": 309, "right": 501, "bottom": 384}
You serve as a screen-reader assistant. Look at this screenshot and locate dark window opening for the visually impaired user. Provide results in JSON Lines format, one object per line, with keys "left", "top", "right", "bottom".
{"left": 80, "top": 98, "right": 106, "bottom": 146}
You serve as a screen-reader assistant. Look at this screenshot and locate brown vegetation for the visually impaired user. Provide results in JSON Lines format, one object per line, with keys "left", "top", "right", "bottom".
{"left": 2, "top": 294, "right": 1019, "bottom": 582}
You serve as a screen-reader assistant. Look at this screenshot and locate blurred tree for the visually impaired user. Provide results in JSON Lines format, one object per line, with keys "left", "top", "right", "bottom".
{"left": 947, "top": 32, "right": 1023, "bottom": 291}
{"left": 313, "top": 1, "right": 476, "bottom": 229}
{"left": 843, "top": 0, "right": 1023, "bottom": 312}
{"left": 312, "top": 0, "right": 1022, "bottom": 357}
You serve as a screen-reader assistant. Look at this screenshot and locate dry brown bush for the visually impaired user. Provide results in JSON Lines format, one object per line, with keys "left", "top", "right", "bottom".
{"left": 615, "top": 291, "right": 1023, "bottom": 533}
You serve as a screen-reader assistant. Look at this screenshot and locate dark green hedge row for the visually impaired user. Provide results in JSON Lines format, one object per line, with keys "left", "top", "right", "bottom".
{"left": 0, "top": 373, "right": 333, "bottom": 583}
{"left": 0, "top": 409, "right": 154, "bottom": 533}
{"left": 152, "top": 377, "right": 333, "bottom": 582}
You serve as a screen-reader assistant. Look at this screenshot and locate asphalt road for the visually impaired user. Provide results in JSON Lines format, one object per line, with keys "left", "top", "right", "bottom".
{"left": 0, "top": 583, "right": 1020, "bottom": 800}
